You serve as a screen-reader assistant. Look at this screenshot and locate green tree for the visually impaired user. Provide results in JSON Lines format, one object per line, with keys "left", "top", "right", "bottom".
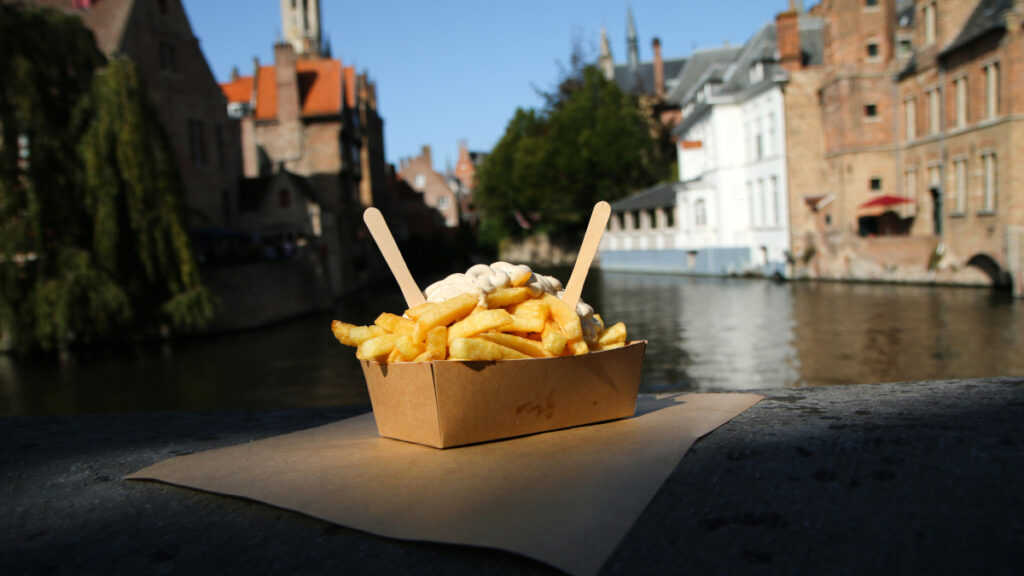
{"left": 475, "top": 60, "right": 670, "bottom": 248}
{"left": 0, "top": 6, "right": 215, "bottom": 352}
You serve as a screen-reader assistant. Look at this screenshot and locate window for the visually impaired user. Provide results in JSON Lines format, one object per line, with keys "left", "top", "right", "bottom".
{"left": 279, "top": 189, "right": 290, "bottom": 208}
{"left": 898, "top": 38, "right": 912, "bottom": 56}
{"left": 159, "top": 41, "right": 177, "bottom": 74}
{"left": 665, "top": 207, "right": 675, "bottom": 228}
{"left": 631, "top": 211, "right": 641, "bottom": 230}
{"left": 984, "top": 62, "right": 999, "bottom": 120}
{"left": 928, "top": 88, "right": 941, "bottom": 134}
{"left": 904, "top": 168, "right": 917, "bottom": 201}
{"left": 953, "top": 158, "right": 967, "bottom": 213}
{"left": 755, "top": 118, "right": 764, "bottom": 160}
{"left": 928, "top": 165, "right": 941, "bottom": 192}
{"left": 215, "top": 125, "right": 225, "bottom": 169}
{"left": 865, "top": 104, "right": 878, "bottom": 118}
{"left": 954, "top": 75, "right": 967, "bottom": 128}
{"left": 647, "top": 209, "right": 658, "bottom": 229}
{"left": 865, "top": 0, "right": 878, "bottom": 6}
{"left": 767, "top": 113, "right": 776, "bottom": 157}
{"left": 904, "top": 97, "right": 916, "bottom": 140}
{"left": 187, "top": 119, "right": 207, "bottom": 166}
{"left": 757, "top": 179, "right": 766, "bottom": 228}
{"left": 695, "top": 199, "right": 707, "bottom": 228}
{"left": 870, "top": 177, "right": 882, "bottom": 191}
{"left": 770, "top": 176, "right": 780, "bottom": 226}
{"left": 749, "top": 62, "right": 764, "bottom": 83}
{"left": 747, "top": 181, "right": 754, "bottom": 225}
{"left": 981, "top": 152, "right": 997, "bottom": 212}
{"left": 924, "top": 2, "right": 937, "bottom": 46}
{"left": 866, "top": 42, "right": 879, "bottom": 59}
{"left": 413, "top": 173, "right": 426, "bottom": 190}
{"left": 438, "top": 195, "right": 450, "bottom": 209}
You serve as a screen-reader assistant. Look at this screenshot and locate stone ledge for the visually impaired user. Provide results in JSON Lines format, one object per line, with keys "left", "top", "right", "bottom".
{"left": 2, "top": 378, "right": 1022, "bottom": 575}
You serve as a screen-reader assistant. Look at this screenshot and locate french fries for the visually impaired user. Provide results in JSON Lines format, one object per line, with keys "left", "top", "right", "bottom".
{"left": 331, "top": 279, "right": 628, "bottom": 363}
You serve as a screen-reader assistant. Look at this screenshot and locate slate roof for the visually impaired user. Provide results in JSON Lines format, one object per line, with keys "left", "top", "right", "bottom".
{"left": 613, "top": 57, "right": 688, "bottom": 95}
{"left": 798, "top": 15, "right": 825, "bottom": 66}
{"left": 663, "top": 46, "right": 743, "bottom": 104}
{"left": 942, "top": 0, "right": 1013, "bottom": 55}
{"left": 610, "top": 181, "right": 680, "bottom": 212}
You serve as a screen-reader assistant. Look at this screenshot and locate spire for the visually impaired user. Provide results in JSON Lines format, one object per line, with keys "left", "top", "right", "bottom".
{"left": 626, "top": 5, "right": 639, "bottom": 69}
{"left": 598, "top": 26, "right": 615, "bottom": 81}
{"left": 280, "top": 0, "right": 322, "bottom": 58}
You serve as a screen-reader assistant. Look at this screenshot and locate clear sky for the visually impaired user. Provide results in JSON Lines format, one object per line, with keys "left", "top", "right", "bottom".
{"left": 180, "top": 0, "right": 788, "bottom": 171}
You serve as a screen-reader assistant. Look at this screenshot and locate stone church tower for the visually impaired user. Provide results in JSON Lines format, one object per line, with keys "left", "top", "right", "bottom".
{"left": 280, "top": 0, "right": 322, "bottom": 57}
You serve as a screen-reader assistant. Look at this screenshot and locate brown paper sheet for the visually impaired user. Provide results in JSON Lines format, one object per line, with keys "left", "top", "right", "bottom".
{"left": 126, "top": 393, "right": 761, "bottom": 575}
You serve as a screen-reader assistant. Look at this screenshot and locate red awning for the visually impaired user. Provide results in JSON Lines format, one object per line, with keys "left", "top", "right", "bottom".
{"left": 858, "top": 195, "right": 915, "bottom": 217}
{"left": 859, "top": 195, "right": 915, "bottom": 209}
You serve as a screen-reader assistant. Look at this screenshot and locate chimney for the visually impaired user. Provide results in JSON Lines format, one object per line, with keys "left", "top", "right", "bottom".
{"left": 231, "top": 66, "right": 240, "bottom": 82}
{"left": 1007, "top": 0, "right": 1024, "bottom": 33}
{"left": 274, "top": 42, "right": 300, "bottom": 122}
{"left": 652, "top": 37, "right": 664, "bottom": 99}
{"left": 421, "top": 145, "right": 432, "bottom": 168}
{"left": 776, "top": 8, "right": 801, "bottom": 71}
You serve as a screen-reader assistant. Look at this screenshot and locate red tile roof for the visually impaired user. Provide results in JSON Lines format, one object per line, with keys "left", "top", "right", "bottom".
{"left": 344, "top": 67, "right": 356, "bottom": 109}
{"left": 220, "top": 58, "right": 345, "bottom": 121}
{"left": 221, "top": 76, "right": 253, "bottom": 104}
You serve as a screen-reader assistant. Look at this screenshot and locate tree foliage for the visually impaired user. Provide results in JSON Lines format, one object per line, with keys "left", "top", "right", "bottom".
{"left": 0, "top": 5, "right": 215, "bottom": 352}
{"left": 474, "top": 55, "right": 672, "bottom": 247}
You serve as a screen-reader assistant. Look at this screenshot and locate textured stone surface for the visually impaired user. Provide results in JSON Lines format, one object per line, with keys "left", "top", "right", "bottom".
{"left": 3, "top": 378, "right": 1023, "bottom": 575}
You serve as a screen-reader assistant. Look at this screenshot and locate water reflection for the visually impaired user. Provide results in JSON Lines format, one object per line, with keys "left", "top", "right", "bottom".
{"left": 1, "top": 272, "right": 1022, "bottom": 416}
{"left": 595, "top": 273, "right": 800, "bottom": 392}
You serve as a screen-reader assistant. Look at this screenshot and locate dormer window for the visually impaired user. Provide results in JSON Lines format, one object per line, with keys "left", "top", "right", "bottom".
{"left": 749, "top": 62, "right": 765, "bottom": 83}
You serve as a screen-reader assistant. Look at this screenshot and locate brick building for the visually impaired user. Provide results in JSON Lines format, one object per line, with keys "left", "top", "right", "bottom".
{"left": 220, "top": 0, "right": 391, "bottom": 294}
{"left": 9, "top": 0, "right": 242, "bottom": 229}
{"left": 895, "top": 0, "right": 1024, "bottom": 291}
{"left": 784, "top": 0, "right": 1023, "bottom": 293}
{"left": 397, "top": 146, "right": 459, "bottom": 228}
{"left": 453, "top": 140, "right": 486, "bottom": 229}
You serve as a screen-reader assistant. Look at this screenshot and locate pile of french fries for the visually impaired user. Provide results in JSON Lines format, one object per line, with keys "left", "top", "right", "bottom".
{"left": 331, "top": 286, "right": 628, "bottom": 363}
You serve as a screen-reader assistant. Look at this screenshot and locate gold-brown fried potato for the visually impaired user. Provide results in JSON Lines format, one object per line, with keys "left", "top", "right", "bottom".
{"left": 477, "top": 332, "right": 550, "bottom": 358}
{"left": 414, "top": 293, "right": 478, "bottom": 341}
{"left": 331, "top": 321, "right": 387, "bottom": 347}
{"left": 541, "top": 293, "right": 582, "bottom": 341}
{"left": 356, "top": 333, "right": 400, "bottom": 360}
{"left": 598, "top": 322, "right": 627, "bottom": 346}
{"left": 375, "top": 312, "right": 415, "bottom": 336}
{"left": 449, "top": 337, "right": 530, "bottom": 361}
{"left": 448, "top": 308, "right": 513, "bottom": 343}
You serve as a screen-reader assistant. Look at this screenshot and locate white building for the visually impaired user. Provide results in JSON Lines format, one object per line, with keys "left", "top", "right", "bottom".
{"left": 601, "top": 22, "right": 822, "bottom": 278}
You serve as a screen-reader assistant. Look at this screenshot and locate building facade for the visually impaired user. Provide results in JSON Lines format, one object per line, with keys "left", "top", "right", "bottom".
{"left": 13, "top": 0, "right": 243, "bottom": 230}
{"left": 396, "top": 146, "right": 459, "bottom": 228}
{"left": 787, "top": 0, "right": 1023, "bottom": 294}
{"left": 601, "top": 22, "right": 819, "bottom": 278}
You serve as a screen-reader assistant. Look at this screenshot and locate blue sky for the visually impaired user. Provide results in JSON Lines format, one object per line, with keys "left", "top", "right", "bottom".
{"left": 181, "top": 0, "right": 788, "bottom": 171}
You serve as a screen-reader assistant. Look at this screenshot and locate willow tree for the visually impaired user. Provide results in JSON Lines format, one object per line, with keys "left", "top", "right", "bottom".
{"left": 0, "top": 5, "right": 215, "bottom": 352}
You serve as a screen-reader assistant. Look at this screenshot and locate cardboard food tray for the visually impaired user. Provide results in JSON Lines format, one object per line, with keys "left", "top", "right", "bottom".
{"left": 361, "top": 340, "right": 647, "bottom": 448}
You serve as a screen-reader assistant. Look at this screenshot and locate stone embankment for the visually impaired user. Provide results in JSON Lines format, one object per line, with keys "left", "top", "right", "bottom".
{"left": 4, "top": 378, "right": 1022, "bottom": 574}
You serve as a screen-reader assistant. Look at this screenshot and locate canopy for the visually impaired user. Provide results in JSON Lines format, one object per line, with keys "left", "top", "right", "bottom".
{"left": 858, "top": 195, "right": 915, "bottom": 217}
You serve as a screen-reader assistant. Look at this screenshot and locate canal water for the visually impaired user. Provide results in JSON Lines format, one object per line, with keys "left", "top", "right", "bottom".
{"left": 2, "top": 270, "right": 1022, "bottom": 416}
